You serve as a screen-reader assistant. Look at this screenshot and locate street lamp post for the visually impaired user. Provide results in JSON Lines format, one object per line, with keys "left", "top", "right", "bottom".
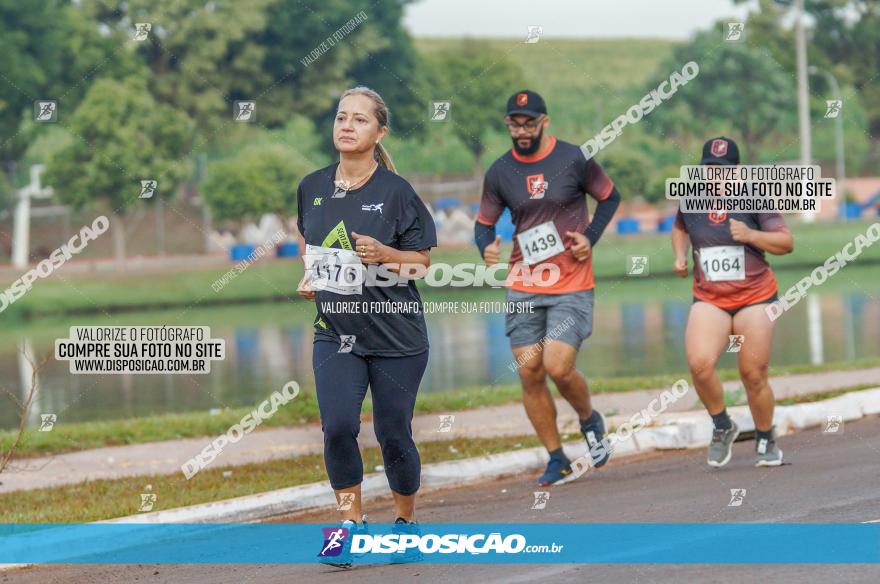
{"left": 775, "top": 0, "right": 816, "bottom": 222}
{"left": 794, "top": 0, "right": 815, "bottom": 222}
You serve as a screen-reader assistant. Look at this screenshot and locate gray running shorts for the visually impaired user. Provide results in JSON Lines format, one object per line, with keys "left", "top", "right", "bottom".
{"left": 504, "top": 289, "right": 594, "bottom": 350}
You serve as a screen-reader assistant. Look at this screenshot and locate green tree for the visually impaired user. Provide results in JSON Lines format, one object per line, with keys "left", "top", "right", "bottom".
{"left": 81, "top": 0, "right": 274, "bottom": 132}
{"left": 649, "top": 163, "right": 687, "bottom": 205}
{"left": 601, "top": 150, "right": 652, "bottom": 201}
{"left": 44, "top": 77, "right": 195, "bottom": 261}
{"left": 347, "top": 1, "right": 427, "bottom": 137}
{"left": 0, "top": 0, "right": 67, "bottom": 168}
{"left": 0, "top": 1, "right": 143, "bottom": 170}
{"left": 808, "top": 1, "right": 880, "bottom": 146}
{"left": 736, "top": 0, "right": 880, "bottom": 158}
{"left": 427, "top": 40, "right": 526, "bottom": 175}
{"left": 646, "top": 29, "right": 796, "bottom": 161}
{"left": 201, "top": 142, "right": 311, "bottom": 222}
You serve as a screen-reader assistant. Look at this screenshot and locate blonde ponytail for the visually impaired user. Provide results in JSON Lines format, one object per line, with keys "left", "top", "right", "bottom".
{"left": 374, "top": 142, "right": 397, "bottom": 174}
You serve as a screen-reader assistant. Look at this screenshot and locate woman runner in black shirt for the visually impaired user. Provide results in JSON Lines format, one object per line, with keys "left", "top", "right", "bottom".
{"left": 297, "top": 87, "right": 436, "bottom": 567}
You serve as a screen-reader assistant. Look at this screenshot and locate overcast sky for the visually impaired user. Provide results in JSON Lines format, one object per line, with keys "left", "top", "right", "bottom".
{"left": 404, "top": 0, "right": 756, "bottom": 40}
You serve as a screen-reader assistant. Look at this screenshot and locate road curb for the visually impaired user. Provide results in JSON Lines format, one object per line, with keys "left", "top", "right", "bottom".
{"left": 99, "top": 386, "right": 880, "bottom": 524}
{"left": 2, "top": 386, "right": 878, "bottom": 572}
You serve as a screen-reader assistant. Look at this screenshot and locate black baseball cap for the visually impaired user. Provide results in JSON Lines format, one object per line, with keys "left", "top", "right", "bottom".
{"left": 700, "top": 136, "right": 740, "bottom": 165}
{"left": 506, "top": 90, "right": 547, "bottom": 118}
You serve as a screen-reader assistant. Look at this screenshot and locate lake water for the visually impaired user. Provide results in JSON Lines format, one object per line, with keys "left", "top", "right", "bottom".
{"left": 1, "top": 268, "right": 878, "bottom": 430}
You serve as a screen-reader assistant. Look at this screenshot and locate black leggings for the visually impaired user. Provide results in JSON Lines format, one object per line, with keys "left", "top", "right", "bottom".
{"left": 312, "top": 339, "right": 429, "bottom": 495}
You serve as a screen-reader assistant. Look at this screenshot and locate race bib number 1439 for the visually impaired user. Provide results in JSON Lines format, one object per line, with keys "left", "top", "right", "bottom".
{"left": 516, "top": 221, "right": 565, "bottom": 265}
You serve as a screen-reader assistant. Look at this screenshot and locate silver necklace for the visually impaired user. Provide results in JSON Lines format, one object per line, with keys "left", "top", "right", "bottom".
{"left": 333, "top": 162, "right": 378, "bottom": 198}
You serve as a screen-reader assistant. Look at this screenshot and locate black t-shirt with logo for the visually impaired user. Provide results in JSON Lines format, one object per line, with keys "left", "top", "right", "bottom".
{"left": 296, "top": 163, "right": 437, "bottom": 357}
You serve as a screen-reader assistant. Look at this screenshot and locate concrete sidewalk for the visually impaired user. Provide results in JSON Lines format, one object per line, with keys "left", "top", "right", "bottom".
{"left": 1, "top": 367, "right": 878, "bottom": 493}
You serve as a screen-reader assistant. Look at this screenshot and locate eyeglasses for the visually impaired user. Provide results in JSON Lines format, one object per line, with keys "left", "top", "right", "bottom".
{"left": 504, "top": 116, "right": 544, "bottom": 132}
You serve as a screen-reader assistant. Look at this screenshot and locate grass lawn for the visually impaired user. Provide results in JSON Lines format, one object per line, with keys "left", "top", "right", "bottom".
{"left": 2, "top": 356, "right": 878, "bottom": 458}
{"left": 3, "top": 381, "right": 877, "bottom": 524}
{"left": 0, "top": 434, "right": 545, "bottom": 523}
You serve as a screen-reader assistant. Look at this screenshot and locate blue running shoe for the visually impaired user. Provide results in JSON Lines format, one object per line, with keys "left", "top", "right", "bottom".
{"left": 537, "top": 456, "right": 574, "bottom": 486}
{"left": 318, "top": 517, "right": 368, "bottom": 568}
{"left": 389, "top": 517, "right": 424, "bottom": 564}
{"left": 581, "top": 410, "right": 611, "bottom": 468}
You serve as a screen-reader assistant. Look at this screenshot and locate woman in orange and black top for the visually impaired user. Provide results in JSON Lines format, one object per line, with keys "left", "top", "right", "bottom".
{"left": 672, "top": 136, "right": 793, "bottom": 468}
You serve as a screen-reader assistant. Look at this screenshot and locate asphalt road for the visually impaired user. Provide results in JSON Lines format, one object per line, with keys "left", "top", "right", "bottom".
{"left": 7, "top": 415, "right": 880, "bottom": 584}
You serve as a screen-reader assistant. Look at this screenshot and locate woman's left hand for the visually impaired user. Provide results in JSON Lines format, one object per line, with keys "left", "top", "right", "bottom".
{"left": 352, "top": 231, "right": 388, "bottom": 264}
{"left": 729, "top": 219, "right": 753, "bottom": 244}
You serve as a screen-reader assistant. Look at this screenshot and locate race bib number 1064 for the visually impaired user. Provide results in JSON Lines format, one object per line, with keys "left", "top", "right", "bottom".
{"left": 699, "top": 245, "right": 745, "bottom": 282}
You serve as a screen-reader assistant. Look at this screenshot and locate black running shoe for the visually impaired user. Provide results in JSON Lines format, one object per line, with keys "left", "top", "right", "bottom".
{"left": 581, "top": 411, "right": 611, "bottom": 468}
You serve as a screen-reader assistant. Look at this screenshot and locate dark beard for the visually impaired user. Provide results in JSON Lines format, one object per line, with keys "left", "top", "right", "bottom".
{"left": 511, "top": 127, "right": 544, "bottom": 156}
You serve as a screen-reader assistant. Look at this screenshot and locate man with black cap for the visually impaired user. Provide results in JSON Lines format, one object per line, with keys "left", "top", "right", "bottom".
{"left": 672, "top": 136, "right": 793, "bottom": 468}
{"left": 474, "top": 90, "right": 622, "bottom": 486}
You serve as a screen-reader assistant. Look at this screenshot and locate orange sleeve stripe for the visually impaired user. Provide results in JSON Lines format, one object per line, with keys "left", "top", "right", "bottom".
{"left": 592, "top": 180, "right": 615, "bottom": 202}
{"left": 475, "top": 213, "right": 497, "bottom": 226}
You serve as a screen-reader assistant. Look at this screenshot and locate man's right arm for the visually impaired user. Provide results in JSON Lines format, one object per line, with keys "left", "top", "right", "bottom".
{"left": 474, "top": 168, "right": 505, "bottom": 260}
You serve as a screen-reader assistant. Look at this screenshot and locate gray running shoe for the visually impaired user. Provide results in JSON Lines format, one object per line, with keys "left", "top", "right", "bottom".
{"left": 754, "top": 433, "right": 784, "bottom": 467}
{"left": 707, "top": 420, "right": 740, "bottom": 467}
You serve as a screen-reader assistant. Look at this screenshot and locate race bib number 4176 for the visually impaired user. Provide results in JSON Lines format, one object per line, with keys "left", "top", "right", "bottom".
{"left": 304, "top": 245, "right": 364, "bottom": 295}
